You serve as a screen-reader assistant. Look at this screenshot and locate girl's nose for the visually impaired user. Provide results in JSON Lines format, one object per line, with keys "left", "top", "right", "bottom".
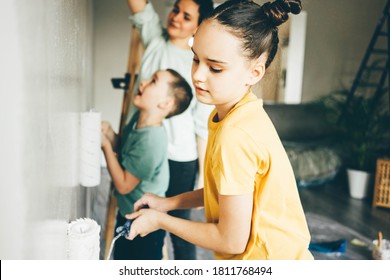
{"left": 192, "top": 63, "right": 205, "bottom": 84}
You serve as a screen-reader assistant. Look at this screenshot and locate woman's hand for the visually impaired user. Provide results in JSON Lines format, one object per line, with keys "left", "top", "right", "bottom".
{"left": 125, "top": 208, "right": 163, "bottom": 240}
{"left": 127, "top": 0, "right": 147, "bottom": 14}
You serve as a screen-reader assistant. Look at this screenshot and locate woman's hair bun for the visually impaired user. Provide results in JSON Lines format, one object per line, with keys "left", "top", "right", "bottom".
{"left": 261, "top": 0, "right": 302, "bottom": 27}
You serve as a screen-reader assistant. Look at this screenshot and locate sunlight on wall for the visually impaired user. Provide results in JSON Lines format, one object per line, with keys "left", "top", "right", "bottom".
{"left": 0, "top": 0, "right": 24, "bottom": 259}
{"left": 0, "top": 0, "right": 93, "bottom": 259}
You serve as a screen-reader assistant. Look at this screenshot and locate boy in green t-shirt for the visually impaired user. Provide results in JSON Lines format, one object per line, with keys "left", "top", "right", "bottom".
{"left": 101, "top": 68, "right": 192, "bottom": 260}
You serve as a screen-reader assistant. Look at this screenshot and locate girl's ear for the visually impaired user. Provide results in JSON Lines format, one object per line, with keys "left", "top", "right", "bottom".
{"left": 247, "top": 54, "right": 267, "bottom": 86}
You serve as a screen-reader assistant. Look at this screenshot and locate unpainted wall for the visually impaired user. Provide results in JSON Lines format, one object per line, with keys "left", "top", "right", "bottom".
{"left": 0, "top": 0, "right": 93, "bottom": 259}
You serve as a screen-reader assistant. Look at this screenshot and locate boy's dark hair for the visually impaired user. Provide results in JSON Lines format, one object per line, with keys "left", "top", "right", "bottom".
{"left": 209, "top": 0, "right": 302, "bottom": 68}
{"left": 165, "top": 68, "right": 193, "bottom": 118}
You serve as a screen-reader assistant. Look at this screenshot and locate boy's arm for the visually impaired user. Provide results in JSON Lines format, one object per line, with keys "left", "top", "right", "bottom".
{"left": 102, "top": 135, "right": 140, "bottom": 194}
{"left": 127, "top": 0, "right": 147, "bottom": 14}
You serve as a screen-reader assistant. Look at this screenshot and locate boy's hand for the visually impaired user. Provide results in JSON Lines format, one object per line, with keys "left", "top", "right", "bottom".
{"left": 101, "top": 121, "right": 117, "bottom": 147}
{"left": 101, "top": 121, "right": 113, "bottom": 137}
{"left": 101, "top": 132, "right": 111, "bottom": 149}
{"left": 133, "top": 192, "right": 170, "bottom": 212}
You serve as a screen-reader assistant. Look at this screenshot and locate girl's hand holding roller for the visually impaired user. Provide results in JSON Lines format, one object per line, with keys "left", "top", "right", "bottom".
{"left": 125, "top": 208, "right": 164, "bottom": 240}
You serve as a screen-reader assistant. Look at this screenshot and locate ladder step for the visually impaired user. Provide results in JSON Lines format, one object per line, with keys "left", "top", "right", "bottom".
{"left": 358, "top": 82, "right": 382, "bottom": 87}
{"left": 372, "top": 49, "right": 388, "bottom": 54}
{"left": 364, "top": 66, "right": 386, "bottom": 71}
{"left": 343, "top": 0, "right": 390, "bottom": 114}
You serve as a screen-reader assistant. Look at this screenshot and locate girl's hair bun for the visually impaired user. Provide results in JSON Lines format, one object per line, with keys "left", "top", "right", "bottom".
{"left": 261, "top": 0, "right": 302, "bottom": 27}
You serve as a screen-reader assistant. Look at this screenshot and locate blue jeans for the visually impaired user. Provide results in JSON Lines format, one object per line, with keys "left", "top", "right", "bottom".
{"left": 113, "top": 212, "right": 165, "bottom": 260}
{"left": 166, "top": 159, "right": 198, "bottom": 260}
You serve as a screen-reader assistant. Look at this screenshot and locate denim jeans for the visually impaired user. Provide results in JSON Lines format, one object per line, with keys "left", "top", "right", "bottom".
{"left": 166, "top": 159, "right": 198, "bottom": 260}
{"left": 113, "top": 212, "right": 165, "bottom": 260}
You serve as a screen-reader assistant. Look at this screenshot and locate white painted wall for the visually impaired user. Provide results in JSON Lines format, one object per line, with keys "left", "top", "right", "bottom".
{"left": 0, "top": 0, "right": 93, "bottom": 259}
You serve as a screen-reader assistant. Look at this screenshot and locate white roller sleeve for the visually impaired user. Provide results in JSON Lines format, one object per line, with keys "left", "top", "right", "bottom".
{"left": 67, "top": 218, "right": 101, "bottom": 260}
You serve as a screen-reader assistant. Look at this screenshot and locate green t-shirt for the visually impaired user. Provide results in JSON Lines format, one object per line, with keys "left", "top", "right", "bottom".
{"left": 116, "top": 111, "right": 169, "bottom": 217}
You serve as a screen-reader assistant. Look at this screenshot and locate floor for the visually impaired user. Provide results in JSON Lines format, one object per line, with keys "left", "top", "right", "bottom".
{"left": 299, "top": 172, "right": 390, "bottom": 244}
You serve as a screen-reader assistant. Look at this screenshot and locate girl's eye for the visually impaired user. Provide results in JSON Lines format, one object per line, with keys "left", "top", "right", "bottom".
{"left": 210, "top": 67, "right": 222, "bottom": 73}
{"left": 184, "top": 15, "right": 191, "bottom": 21}
{"left": 193, "top": 57, "right": 199, "bottom": 64}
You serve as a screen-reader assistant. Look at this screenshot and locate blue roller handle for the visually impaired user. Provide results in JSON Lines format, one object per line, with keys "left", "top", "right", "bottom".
{"left": 116, "top": 205, "right": 149, "bottom": 237}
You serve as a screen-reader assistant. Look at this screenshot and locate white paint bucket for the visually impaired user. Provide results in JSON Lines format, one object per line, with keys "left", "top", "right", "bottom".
{"left": 372, "top": 239, "right": 390, "bottom": 260}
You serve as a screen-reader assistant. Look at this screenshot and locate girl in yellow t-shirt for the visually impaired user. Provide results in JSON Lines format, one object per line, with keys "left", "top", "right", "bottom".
{"left": 126, "top": 0, "right": 314, "bottom": 260}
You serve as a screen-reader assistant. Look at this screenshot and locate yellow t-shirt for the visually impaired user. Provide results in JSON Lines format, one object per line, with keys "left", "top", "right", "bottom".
{"left": 204, "top": 92, "right": 313, "bottom": 260}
